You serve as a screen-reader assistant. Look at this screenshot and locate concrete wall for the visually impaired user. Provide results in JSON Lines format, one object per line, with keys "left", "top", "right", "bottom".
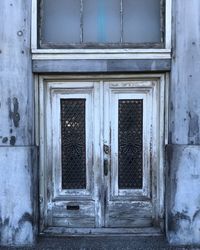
{"left": 0, "top": 0, "right": 36, "bottom": 246}
{"left": 167, "top": 0, "right": 200, "bottom": 245}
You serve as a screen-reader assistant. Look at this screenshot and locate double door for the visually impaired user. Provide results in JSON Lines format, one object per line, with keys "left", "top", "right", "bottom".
{"left": 39, "top": 77, "right": 165, "bottom": 234}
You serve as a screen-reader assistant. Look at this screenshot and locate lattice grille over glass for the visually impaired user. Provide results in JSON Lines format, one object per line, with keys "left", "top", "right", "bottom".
{"left": 39, "top": 0, "right": 164, "bottom": 48}
{"left": 61, "top": 99, "right": 86, "bottom": 189}
{"left": 118, "top": 100, "right": 143, "bottom": 189}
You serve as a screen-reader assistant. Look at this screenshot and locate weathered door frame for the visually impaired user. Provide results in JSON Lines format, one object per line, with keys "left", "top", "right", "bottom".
{"left": 35, "top": 73, "right": 168, "bottom": 236}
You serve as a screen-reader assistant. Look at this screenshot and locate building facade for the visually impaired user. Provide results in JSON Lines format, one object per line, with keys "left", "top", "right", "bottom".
{"left": 0, "top": 0, "right": 200, "bottom": 246}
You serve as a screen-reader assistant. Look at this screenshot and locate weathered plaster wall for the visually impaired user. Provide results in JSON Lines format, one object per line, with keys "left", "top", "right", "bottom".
{"left": 0, "top": 0, "right": 33, "bottom": 146}
{"left": 0, "top": 0, "right": 36, "bottom": 246}
{"left": 170, "top": 0, "right": 200, "bottom": 145}
{"left": 167, "top": 0, "right": 200, "bottom": 245}
{"left": 167, "top": 146, "right": 200, "bottom": 245}
{"left": 0, "top": 148, "right": 37, "bottom": 246}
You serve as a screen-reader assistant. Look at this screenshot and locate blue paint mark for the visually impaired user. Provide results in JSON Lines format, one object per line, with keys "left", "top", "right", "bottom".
{"left": 97, "top": 0, "right": 106, "bottom": 42}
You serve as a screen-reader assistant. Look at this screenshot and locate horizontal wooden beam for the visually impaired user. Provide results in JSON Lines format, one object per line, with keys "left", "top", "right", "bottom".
{"left": 33, "top": 59, "right": 171, "bottom": 73}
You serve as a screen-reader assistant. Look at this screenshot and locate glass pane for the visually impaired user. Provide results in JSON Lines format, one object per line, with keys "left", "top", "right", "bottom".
{"left": 118, "top": 100, "right": 143, "bottom": 189}
{"left": 41, "top": 0, "right": 80, "bottom": 44}
{"left": 83, "top": 0, "right": 121, "bottom": 43}
{"left": 61, "top": 99, "right": 86, "bottom": 189}
{"left": 123, "top": 0, "right": 161, "bottom": 43}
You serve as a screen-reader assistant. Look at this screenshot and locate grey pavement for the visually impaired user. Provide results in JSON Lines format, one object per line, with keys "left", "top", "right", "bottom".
{"left": 0, "top": 237, "right": 200, "bottom": 250}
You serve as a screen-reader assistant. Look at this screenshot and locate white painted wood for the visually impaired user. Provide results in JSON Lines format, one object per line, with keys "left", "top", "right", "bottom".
{"left": 93, "top": 81, "right": 104, "bottom": 228}
{"left": 108, "top": 90, "right": 151, "bottom": 199}
{"left": 32, "top": 52, "right": 171, "bottom": 60}
{"left": 31, "top": 0, "right": 37, "bottom": 50}
{"left": 157, "top": 74, "right": 166, "bottom": 222}
{"left": 103, "top": 80, "right": 163, "bottom": 228}
{"left": 52, "top": 201, "right": 95, "bottom": 217}
{"left": 165, "top": 73, "right": 170, "bottom": 146}
{"left": 165, "top": 0, "right": 172, "bottom": 49}
{"left": 39, "top": 76, "right": 46, "bottom": 231}
{"left": 42, "top": 226, "right": 162, "bottom": 236}
{"left": 52, "top": 217, "right": 95, "bottom": 228}
{"left": 51, "top": 201, "right": 96, "bottom": 228}
{"left": 41, "top": 81, "right": 100, "bottom": 229}
{"left": 38, "top": 74, "right": 166, "bottom": 233}
{"left": 34, "top": 75, "right": 39, "bottom": 147}
{"left": 33, "top": 49, "right": 171, "bottom": 54}
{"left": 51, "top": 91, "right": 94, "bottom": 198}
{"left": 107, "top": 202, "right": 153, "bottom": 228}
{"left": 38, "top": 74, "right": 166, "bottom": 81}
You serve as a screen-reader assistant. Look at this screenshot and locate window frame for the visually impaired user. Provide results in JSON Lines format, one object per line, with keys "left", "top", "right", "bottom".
{"left": 31, "top": 0, "right": 172, "bottom": 60}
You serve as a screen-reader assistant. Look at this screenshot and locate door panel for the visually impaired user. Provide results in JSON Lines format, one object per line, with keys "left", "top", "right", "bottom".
{"left": 39, "top": 77, "right": 164, "bottom": 233}
{"left": 104, "top": 82, "right": 154, "bottom": 228}
{"left": 51, "top": 201, "right": 95, "bottom": 228}
{"left": 45, "top": 82, "right": 99, "bottom": 228}
{"left": 52, "top": 90, "right": 94, "bottom": 197}
{"left": 106, "top": 202, "right": 153, "bottom": 228}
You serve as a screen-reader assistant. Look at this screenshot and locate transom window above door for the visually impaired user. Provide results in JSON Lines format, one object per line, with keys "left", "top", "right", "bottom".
{"left": 38, "top": 0, "right": 165, "bottom": 49}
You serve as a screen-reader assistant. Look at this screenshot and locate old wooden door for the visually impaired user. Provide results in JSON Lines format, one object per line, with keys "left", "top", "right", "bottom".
{"left": 40, "top": 77, "right": 165, "bottom": 234}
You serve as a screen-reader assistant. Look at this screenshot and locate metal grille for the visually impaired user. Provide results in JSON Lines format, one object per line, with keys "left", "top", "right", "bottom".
{"left": 61, "top": 99, "right": 86, "bottom": 189}
{"left": 118, "top": 99, "right": 143, "bottom": 189}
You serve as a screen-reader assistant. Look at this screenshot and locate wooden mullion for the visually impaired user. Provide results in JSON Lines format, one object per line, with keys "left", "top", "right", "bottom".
{"left": 80, "top": 0, "right": 84, "bottom": 43}
{"left": 160, "top": 0, "right": 165, "bottom": 44}
{"left": 120, "top": 0, "right": 123, "bottom": 43}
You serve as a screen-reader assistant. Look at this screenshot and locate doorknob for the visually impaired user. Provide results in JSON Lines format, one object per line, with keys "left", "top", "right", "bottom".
{"left": 104, "top": 144, "right": 110, "bottom": 154}
{"left": 104, "top": 159, "right": 109, "bottom": 176}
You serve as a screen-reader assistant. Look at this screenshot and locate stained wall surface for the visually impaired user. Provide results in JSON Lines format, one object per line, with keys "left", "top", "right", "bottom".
{"left": 0, "top": 0, "right": 36, "bottom": 246}
{"left": 167, "top": 0, "right": 200, "bottom": 245}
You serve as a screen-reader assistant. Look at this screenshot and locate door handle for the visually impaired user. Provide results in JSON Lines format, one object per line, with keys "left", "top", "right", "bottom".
{"left": 104, "top": 144, "right": 110, "bottom": 155}
{"left": 104, "top": 159, "right": 109, "bottom": 176}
